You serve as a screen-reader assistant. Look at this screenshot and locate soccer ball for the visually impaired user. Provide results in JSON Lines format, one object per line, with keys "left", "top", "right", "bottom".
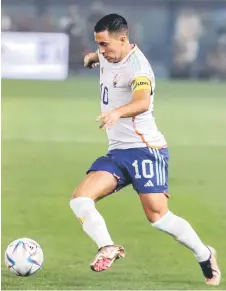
{"left": 4, "top": 238, "right": 44, "bottom": 276}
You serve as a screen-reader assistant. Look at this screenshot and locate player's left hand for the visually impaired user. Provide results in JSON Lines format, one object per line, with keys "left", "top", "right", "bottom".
{"left": 96, "top": 109, "right": 121, "bottom": 130}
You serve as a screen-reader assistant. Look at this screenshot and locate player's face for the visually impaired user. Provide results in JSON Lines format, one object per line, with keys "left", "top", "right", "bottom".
{"left": 94, "top": 31, "right": 126, "bottom": 63}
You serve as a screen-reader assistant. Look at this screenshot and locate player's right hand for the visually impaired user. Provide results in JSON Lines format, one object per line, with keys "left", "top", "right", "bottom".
{"left": 96, "top": 109, "right": 121, "bottom": 130}
{"left": 84, "top": 53, "right": 99, "bottom": 69}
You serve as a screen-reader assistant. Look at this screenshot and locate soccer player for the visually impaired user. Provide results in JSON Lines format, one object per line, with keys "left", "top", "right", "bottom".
{"left": 70, "top": 14, "right": 221, "bottom": 286}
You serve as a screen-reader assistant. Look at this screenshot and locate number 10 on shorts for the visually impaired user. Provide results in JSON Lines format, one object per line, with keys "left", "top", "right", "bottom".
{"left": 132, "top": 160, "right": 154, "bottom": 179}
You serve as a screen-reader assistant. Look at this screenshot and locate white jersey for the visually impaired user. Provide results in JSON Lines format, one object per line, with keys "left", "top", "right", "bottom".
{"left": 98, "top": 45, "right": 167, "bottom": 150}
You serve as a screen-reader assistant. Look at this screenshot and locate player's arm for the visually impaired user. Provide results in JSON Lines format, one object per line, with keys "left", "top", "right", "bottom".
{"left": 84, "top": 50, "right": 100, "bottom": 69}
{"left": 96, "top": 76, "right": 152, "bottom": 129}
{"left": 117, "top": 76, "right": 151, "bottom": 118}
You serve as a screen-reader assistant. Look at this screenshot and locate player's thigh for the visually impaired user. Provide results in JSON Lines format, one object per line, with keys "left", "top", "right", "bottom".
{"left": 72, "top": 171, "right": 117, "bottom": 201}
{"left": 73, "top": 154, "right": 127, "bottom": 201}
{"left": 139, "top": 193, "right": 168, "bottom": 223}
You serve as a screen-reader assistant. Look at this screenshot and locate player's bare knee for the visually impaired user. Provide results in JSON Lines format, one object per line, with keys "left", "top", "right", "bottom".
{"left": 72, "top": 187, "right": 98, "bottom": 201}
{"left": 140, "top": 193, "right": 168, "bottom": 223}
{"left": 72, "top": 188, "right": 90, "bottom": 199}
{"left": 71, "top": 172, "right": 99, "bottom": 200}
{"left": 146, "top": 210, "right": 168, "bottom": 223}
{"left": 72, "top": 171, "right": 117, "bottom": 201}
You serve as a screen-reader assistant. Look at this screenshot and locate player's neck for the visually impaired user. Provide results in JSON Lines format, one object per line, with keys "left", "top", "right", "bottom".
{"left": 120, "top": 43, "right": 134, "bottom": 61}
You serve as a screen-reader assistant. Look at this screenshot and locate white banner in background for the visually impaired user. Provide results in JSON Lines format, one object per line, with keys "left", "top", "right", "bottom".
{"left": 1, "top": 32, "right": 69, "bottom": 80}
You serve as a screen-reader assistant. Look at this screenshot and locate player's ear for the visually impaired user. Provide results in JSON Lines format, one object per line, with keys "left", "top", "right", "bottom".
{"left": 119, "top": 35, "right": 127, "bottom": 44}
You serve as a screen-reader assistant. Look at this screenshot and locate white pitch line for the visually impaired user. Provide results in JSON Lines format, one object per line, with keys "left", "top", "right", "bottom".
{"left": 2, "top": 136, "right": 106, "bottom": 143}
{"left": 2, "top": 136, "right": 226, "bottom": 147}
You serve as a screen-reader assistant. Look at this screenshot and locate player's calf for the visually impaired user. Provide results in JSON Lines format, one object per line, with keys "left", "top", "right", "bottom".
{"left": 152, "top": 212, "right": 221, "bottom": 285}
{"left": 139, "top": 193, "right": 221, "bottom": 284}
{"left": 70, "top": 196, "right": 125, "bottom": 272}
{"left": 70, "top": 171, "right": 118, "bottom": 249}
{"left": 70, "top": 171, "right": 125, "bottom": 271}
{"left": 70, "top": 196, "right": 114, "bottom": 249}
{"left": 151, "top": 210, "right": 212, "bottom": 261}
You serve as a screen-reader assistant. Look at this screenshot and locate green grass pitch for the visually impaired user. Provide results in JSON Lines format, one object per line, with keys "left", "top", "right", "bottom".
{"left": 1, "top": 77, "right": 226, "bottom": 290}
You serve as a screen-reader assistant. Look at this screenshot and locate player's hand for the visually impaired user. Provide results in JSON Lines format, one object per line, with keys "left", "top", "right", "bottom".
{"left": 96, "top": 109, "right": 121, "bottom": 130}
{"left": 84, "top": 53, "right": 99, "bottom": 69}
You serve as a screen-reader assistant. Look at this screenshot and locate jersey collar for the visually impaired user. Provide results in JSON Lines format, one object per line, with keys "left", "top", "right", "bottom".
{"left": 112, "top": 44, "right": 137, "bottom": 67}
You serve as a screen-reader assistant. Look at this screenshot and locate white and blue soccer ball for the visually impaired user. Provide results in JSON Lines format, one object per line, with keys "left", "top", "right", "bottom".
{"left": 4, "top": 238, "right": 44, "bottom": 276}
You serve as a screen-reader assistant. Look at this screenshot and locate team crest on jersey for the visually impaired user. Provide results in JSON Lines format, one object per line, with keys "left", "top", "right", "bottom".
{"left": 113, "top": 73, "right": 119, "bottom": 87}
{"left": 101, "top": 67, "right": 104, "bottom": 74}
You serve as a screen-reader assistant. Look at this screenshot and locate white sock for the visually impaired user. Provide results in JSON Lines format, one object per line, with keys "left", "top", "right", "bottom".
{"left": 70, "top": 197, "right": 114, "bottom": 249}
{"left": 152, "top": 211, "right": 211, "bottom": 262}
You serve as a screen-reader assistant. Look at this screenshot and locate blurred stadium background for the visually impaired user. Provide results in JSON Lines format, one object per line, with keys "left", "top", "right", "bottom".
{"left": 2, "top": 0, "right": 226, "bottom": 78}
{"left": 1, "top": 0, "right": 226, "bottom": 290}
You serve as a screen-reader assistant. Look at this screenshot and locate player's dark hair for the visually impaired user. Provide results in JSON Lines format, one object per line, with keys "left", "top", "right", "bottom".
{"left": 94, "top": 14, "right": 128, "bottom": 35}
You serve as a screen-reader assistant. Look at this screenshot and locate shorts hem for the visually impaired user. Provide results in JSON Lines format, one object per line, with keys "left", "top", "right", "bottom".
{"left": 136, "top": 188, "right": 169, "bottom": 196}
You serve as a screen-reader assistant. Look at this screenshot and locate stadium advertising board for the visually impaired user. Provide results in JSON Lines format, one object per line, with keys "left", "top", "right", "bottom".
{"left": 2, "top": 32, "right": 69, "bottom": 80}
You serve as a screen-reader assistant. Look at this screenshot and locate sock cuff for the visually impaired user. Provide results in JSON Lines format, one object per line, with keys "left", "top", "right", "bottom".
{"left": 151, "top": 211, "right": 174, "bottom": 228}
{"left": 70, "top": 196, "right": 94, "bottom": 211}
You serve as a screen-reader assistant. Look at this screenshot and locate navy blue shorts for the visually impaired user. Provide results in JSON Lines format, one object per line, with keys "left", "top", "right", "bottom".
{"left": 87, "top": 147, "right": 169, "bottom": 195}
